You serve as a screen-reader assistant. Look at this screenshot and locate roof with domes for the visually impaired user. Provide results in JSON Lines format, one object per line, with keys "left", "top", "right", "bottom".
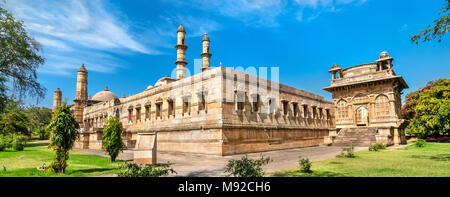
{"left": 92, "top": 86, "right": 118, "bottom": 102}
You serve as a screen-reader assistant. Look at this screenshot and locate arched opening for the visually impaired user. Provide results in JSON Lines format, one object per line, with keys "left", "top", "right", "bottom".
{"left": 376, "top": 95, "right": 390, "bottom": 117}
{"left": 355, "top": 106, "right": 368, "bottom": 126}
{"left": 337, "top": 100, "right": 348, "bottom": 120}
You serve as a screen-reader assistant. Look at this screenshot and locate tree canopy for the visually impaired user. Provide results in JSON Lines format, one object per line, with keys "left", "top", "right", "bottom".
{"left": 0, "top": 5, "right": 45, "bottom": 101}
{"left": 411, "top": 0, "right": 450, "bottom": 44}
{"left": 402, "top": 79, "right": 450, "bottom": 138}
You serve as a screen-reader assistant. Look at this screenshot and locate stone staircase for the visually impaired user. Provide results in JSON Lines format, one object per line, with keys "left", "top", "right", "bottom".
{"left": 333, "top": 127, "right": 378, "bottom": 147}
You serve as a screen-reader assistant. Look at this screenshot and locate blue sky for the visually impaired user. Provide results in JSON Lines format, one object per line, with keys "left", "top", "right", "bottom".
{"left": 4, "top": 0, "right": 450, "bottom": 108}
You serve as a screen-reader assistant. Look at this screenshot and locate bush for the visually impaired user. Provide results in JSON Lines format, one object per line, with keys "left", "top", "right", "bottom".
{"left": 337, "top": 146, "right": 355, "bottom": 158}
{"left": 415, "top": 139, "right": 426, "bottom": 148}
{"left": 0, "top": 141, "right": 6, "bottom": 151}
{"left": 11, "top": 134, "right": 26, "bottom": 151}
{"left": 369, "top": 143, "right": 386, "bottom": 151}
{"left": 12, "top": 140, "right": 24, "bottom": 151}
{"left": 298, "top": 157, "right": 312, "bottom": 173}
{"left": 117, "top": 162, "right": 176, "bottom": 177}
{"left": 224, "top": 154, "right": 271, "bottom": 177}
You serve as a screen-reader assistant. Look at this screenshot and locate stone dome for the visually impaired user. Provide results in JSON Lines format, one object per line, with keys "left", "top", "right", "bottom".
{"left": 92, "top": 86, "right": 118, "bottom": 102}
{"left": 155, "top": 75, "right": 175, "bottom": 87}
{"left": 379, "top": 51, "right": 390, "bottom": 59}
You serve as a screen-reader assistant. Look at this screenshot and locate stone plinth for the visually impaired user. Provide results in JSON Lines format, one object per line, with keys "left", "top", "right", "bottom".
{"left": 134, "top": 132, "right": 157, "bottom": 165}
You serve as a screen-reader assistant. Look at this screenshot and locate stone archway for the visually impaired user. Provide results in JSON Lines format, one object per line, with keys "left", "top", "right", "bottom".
{"left": 356, "top": 106, "right": 368, "bottom": 126}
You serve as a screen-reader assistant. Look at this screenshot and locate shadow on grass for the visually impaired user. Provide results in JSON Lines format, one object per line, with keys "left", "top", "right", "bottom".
{"left": 270, "top": 169, "right": 347, "bottom": 177}
{"left": 25, "top": 142, "right": 49, "bottom": 148}
{"left": 411, "top": 154, "right": 450, "bottom": 161}
{"left": 71, "top": 168, "right": 114, "bottom": 174}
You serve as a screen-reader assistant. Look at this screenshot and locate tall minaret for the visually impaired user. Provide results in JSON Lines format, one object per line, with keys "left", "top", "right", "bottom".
{"left": 52, "top": 88, "right": 62, "bottom": 114}
{"left": 73, "top": 64, "right": 88, "bottom": 125}
{"left": 175, "top": 24, "right": 188, "bottom": 80}
{"left": 201, "top": 33, "right": 211, "bottom": 71}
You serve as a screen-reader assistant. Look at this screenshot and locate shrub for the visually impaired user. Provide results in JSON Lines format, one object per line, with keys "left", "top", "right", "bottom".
{"left": 298, "top": 157, "right": 312, "bottom": 173}
{"left": 224, "top": 154, "right": 271, "bottom": 177}
{"left": 337, "top": 146, "right": 355, "bottom": 158}
{"left": 117, "top": 162, "right": 176, "bottom": 177}
{"left": 11, "top": 134, "right": 26, "bottom": 151}
{"left": 0, "top": 135, "right": 13, "bottom": 149}
{"left": 414, "top": 139, "right": 426, "bottom": 148}
{"left": 0, "top": 141, "right": 6, "bottom": 151}
{"left": 369, "top": 143, "right": 386, "bottom": 151}
{"left": 12, "top": 140, "right": 25, "bottom": 151}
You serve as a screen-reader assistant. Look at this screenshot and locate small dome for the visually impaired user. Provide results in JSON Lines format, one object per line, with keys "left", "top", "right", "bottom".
{"left": 177, "top": 24, "right": 185, "bottom": 33}
{"left": 379, "top": 51, "right": 390, "bottom": 59}
{"left": 202, "top": 33, "right": 210, "bottom": 42}
{"left": 146, "top": 85, "right": 153, "bottom": 89}
{"left": 78, "top": 64, "right": 87, "bottom": 73}
{"left": 92, "top": 86, "right": 118, "bottom": 102}
{"left": 155, "top": 75, "right": 175, "bottom": 87}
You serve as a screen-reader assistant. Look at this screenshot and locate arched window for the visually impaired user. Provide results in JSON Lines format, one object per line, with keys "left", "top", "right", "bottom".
{"left": 376, "top": 95, "right": 390, "bottom": 116}
{"left": 337, "top": 100, "right": 348, "bottom": 119}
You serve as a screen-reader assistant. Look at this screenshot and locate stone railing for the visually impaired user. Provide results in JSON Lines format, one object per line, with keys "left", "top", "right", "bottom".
{"left": 331, "top": 71, "right": 389, "bottom": 86}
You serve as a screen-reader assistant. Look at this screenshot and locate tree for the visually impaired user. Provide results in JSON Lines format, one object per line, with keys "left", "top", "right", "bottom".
{"left": 411, "top": 0, "right": 450, "bottom": 44}
{"left": 0, "top": 5, "right": 46, "bottom": 101}
{"left": 0, "top": 98, "right": 29, "bottom": 137}
{"left": 102, "top": 117, "right": 124, "bottom": 162}
{"left": 25, "top": 106, "right": 52, "bottom": 139}
{"left": 401, "top": 79, "right": 450, "bottom": 138}
{"left": 46, "top": 100, "right": 79, "bottom": 173}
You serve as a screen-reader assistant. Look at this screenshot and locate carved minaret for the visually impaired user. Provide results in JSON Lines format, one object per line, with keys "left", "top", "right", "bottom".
{"left": 73, "top": 64, "right": 88, "bottom": 125}
{"left": 201, "top": 33, "right": 211, "bottom": 71}
{"left": 175, "top": 24, "right": 188, "bottom": 80}
{"left": 52, "top": 88, "right": 62, "bottom": 115}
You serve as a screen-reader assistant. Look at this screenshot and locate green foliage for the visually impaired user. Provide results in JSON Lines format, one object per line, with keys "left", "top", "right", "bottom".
{"left": 46, "top": 100, "right": 79, "bottom": 173}
{"left": 414, "top": 139, "right": 427, "bottom": 148}
{"left": 337, "top": 146, "right": 355, "bottom": 158}
{"left": 0, "top": 6, "right": 45, "bottom": 101}
{"left": 11, "top": 133, "right": 25, "bottom": 151}
{"left": 102, "top": 117, "right": 124, "bottom": 162}
{"left": 411, "top": 0, "right": 449, "bottom": 44}
{"left": 224, "top": 154, "right": 271, "bottom": 177}
{"left": 369, "top": 143, "right": 386, "bottom": 151}
{"left": 0, "top": 99, "right": 30, "bottom": 137}
{"left": 402, "top": 79, "right": 450, "bottom": 138}
{"left": 298, "top": 157, "right": 312, "bottom": 173}
{"left": 26, "top": 107, "right": 52, "bottom": 139}
{"left": 117, "top": 162, "right": 176, "bottom": 177}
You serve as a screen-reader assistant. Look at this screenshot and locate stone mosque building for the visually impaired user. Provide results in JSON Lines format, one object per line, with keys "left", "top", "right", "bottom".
{"left": 53, "top": 24, "right": 408, "bottom": 161}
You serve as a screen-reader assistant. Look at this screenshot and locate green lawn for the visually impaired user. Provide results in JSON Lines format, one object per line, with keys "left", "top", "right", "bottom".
{"left": 269, "top": 142, "right": 450, "bottom": 177}
{"left": 0, "top": 142, "right": 123, "bottom": 177}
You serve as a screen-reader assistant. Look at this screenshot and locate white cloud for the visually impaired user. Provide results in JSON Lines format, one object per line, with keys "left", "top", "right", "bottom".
{"left": 294, "top": 0, "right": 367, "bottom": 21}
{"left": 3, "top": 0, "right": 162, "bottom": 76}
{"left": 4, "top": 0, "right": 155, "bottom": 54}
{"left": 168, "top": 0, "right": 367, "bottom": 26}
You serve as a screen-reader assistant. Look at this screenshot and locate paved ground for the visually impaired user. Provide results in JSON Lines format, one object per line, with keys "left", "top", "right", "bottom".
{"left": 75, "top": 145, "right": 368, "bottom": 177}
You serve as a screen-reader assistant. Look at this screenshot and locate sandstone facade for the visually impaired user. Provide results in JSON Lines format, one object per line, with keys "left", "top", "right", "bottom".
{"left": 323, "top": 52, "right": 409, "bottom": 146}
{"left": 55, "top": 24, "right": 335, "bottom": 156}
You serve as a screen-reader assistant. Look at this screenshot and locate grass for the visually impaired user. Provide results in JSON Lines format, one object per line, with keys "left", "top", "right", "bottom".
{"left": 269, "top": 142, "right": 450, "bottom": 177}
{"left": 0, "top": 141, "right": 124, "bottom": 177}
